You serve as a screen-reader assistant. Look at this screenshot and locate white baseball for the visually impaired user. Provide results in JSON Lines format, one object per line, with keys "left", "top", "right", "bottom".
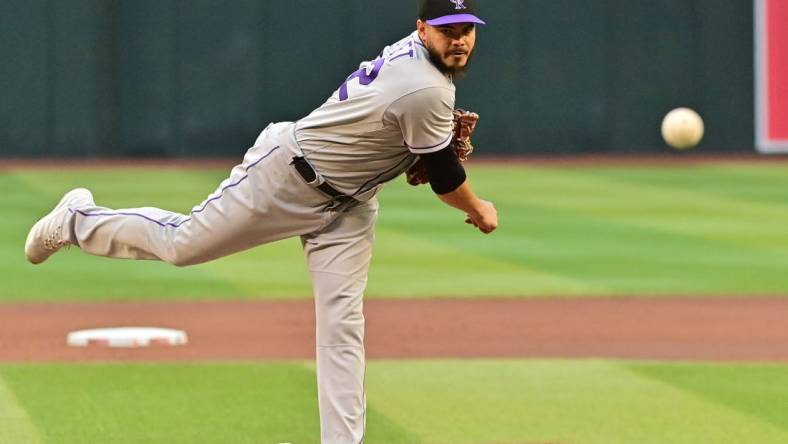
{"left": 661, "top": 107, "right": 704, "bottom": 150}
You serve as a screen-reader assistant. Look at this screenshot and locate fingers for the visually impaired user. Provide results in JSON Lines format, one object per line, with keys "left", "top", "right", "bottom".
{"left": 479, "top": 225, "right": 496, "bottom": 234}
{"left": 478, "top": 225, "right": 496, "bottom": 234}
{"left": 465, "top": 215, "right": 497, "bottom": 234}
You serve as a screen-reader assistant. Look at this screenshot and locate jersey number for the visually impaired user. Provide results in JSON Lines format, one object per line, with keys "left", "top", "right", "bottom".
{"left": 338, "top": 58, "right": 385, "bottom": 101}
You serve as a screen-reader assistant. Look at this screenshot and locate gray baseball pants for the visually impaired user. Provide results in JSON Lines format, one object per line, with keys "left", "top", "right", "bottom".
{"left": 69, "top": 122, "right": 375, "bottom": 444}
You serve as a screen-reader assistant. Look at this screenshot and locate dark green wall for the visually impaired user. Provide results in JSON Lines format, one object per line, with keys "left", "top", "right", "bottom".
{"left": 0, "top": 0, "right": 754, "bottom": 157}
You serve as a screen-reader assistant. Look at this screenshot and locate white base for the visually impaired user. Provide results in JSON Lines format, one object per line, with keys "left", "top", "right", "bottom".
{"left": 67, "top": 327, "right": 188, "bottom": 348}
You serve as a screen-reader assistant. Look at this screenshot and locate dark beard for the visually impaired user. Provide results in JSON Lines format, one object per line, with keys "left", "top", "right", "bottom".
{"left": 426, "top": 45, "right": 473, "bottom": 80}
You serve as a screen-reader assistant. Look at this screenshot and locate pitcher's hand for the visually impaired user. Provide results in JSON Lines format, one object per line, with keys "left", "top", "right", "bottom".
{"left": 465, "top": 200, "right": 498, "bottom": 234}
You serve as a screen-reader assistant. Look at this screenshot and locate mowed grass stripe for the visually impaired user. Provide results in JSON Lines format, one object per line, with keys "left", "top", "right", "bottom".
{"left": 581, "top": 164, "right": 788, "bottom": 207}
{"left": 9, "top": 169, "right": 228, "bottom": 213}
{"left": 200, "top": 238, "right": 314, "bottom": 298}
{"left": 3, "top": 164, "right": 788, "bottom": 300}
{"left": 535, "top": 166, "right": 788, "bottom": 248}
{"left": 492, "top": 166, "right": 788, "bottom": 291}
{"left": 504, "top": 167, "right": 788, "bottom": 291}
{"left": 0, "top": 363, "right": 417, "bottom": 444}
{"left": 628, "top": 361, "right": 788, "bottom": 433}
{"left": 365, "top": 359, "right": 788, "bottom": 444}
{"left": 368, "top": 229, "right": 601, "bottom": 297}
{"left": 379, "top": 166, "right": 788, "bottom": 295}
{"left": 0, "top": 374, "right": 44, "bottom": 444}
{"left": 0, "top": 363, "right": 322, "bottom": 444}
{"left": 474, "top": 166, "right": 788, "bottom": 252}
{"left": 3, "top": 360, "right": 788, "bottom": 444}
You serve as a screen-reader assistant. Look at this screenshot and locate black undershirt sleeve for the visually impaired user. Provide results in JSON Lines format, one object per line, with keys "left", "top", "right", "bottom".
{"left": 421, "top": 147, "right": 467, "bottom": 195}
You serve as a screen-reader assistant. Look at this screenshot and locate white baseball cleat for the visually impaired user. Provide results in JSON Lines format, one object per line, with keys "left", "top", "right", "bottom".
{"left": 25, "top": 188, "right": 94, "bottom": 265}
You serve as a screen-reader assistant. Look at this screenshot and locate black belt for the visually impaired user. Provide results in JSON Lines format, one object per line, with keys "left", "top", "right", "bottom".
{"left": 291, "top": 156, "right": 357, "bottom": 205}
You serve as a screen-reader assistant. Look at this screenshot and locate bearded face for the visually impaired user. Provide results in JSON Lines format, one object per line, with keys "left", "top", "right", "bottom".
{"left": 418, "top": 22, "right": 477, "bottom": 79}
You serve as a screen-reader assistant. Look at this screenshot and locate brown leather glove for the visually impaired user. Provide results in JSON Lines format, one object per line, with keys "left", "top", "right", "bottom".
{"left": 406, "top": 109, "right": 479, "bottom": 186}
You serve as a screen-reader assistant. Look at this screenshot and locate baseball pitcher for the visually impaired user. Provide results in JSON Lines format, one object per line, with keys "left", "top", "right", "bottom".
{"left": 25, "top": 1, "right": 496, "bottom": 442}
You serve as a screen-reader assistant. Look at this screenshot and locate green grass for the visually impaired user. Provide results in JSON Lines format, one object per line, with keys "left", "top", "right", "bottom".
{"left": 2, "top": 163, "right": 788, "bottom": 301}
{"left": 2, "top": 359, "right": 788, "bottom": 444}
{"left": 4, "top": 162, "right": 787, "bottom": 444}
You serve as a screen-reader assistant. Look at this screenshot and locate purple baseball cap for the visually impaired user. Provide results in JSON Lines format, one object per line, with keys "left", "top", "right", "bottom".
{"left": 419, "top": 0, "right": 486, "bottom": 26}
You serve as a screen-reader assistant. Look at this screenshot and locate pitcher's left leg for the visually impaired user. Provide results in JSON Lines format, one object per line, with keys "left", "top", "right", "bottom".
{"left": 302, "top": 199, "right": 378, "bottom": 444}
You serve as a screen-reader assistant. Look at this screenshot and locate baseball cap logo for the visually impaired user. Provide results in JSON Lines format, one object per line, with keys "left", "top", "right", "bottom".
{"left": 450, "top": 0, "right": 467, "bottom": 10}
{"left": 419, "top": 0, "right": 485, "bottom": 26}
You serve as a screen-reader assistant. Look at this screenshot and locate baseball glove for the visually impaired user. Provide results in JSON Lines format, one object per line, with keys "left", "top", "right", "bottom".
{"left": 406, "top": 109, "right": 479, "bottom": 186}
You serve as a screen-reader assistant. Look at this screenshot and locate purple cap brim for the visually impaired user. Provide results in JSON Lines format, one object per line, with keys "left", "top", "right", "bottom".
{"left": 426, "top": 14, "right": 486, "bottom": 26}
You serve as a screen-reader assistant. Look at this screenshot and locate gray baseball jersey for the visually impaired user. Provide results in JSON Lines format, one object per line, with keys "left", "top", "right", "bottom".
{"left": 33, "top": 30, "right": 455, "bottom": 444}
{"left": 291, "top": 30, "right": 456, "bottom": 199}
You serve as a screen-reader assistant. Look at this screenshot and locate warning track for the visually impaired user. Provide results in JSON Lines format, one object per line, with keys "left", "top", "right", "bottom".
{"left": 1, "top": 297, "right": 787, "bottom": 363}
{"left": 3, "top": 153, "right": 788, "bottom": 172}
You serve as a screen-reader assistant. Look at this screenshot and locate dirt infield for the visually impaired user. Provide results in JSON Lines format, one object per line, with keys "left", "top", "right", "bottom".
{"left": 1, "top": 297, "right": 786, "bottom": 363}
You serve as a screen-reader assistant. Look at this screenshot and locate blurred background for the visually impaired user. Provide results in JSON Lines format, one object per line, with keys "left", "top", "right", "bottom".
{"left": 0, "top": 0, "right": 765, "bottom": 158}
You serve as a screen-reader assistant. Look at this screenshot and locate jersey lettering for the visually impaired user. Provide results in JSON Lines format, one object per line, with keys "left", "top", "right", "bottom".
{"left": 388, "top": 40, "right": 415, "bottom": 62}
{"left": 338, "top": 58, "right": 385, "bottom": 101}
{"left": 338, "top": 40, "right": 416, "bottom": 101}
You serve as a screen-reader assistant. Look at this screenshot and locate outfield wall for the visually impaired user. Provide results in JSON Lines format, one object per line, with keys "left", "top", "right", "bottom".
{"left": 756, "top": 0, "right": 788, "bottom": 153}
{"left": 0, "top": 0, "right": 755, "bottom": 157}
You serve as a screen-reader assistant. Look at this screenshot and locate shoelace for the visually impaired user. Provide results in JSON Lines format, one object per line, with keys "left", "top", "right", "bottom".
{"left": 42, "top": 226, "right": 70, "bottom": 251}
